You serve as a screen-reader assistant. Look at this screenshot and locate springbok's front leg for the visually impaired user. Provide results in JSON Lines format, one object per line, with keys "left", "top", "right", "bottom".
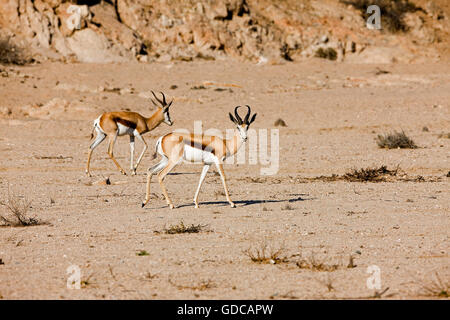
{"left": 86, "top": 132, "right": 106, "bottom": 177}
{"left": 193, "top": 164, "right": 210, "bottom": 208}
{"left": 215, "top": 162, "right": 235, "bottom": 208}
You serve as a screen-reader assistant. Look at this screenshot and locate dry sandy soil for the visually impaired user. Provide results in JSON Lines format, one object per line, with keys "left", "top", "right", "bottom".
{"left": 0, "top": 59, "right": 449, "bottom": 299}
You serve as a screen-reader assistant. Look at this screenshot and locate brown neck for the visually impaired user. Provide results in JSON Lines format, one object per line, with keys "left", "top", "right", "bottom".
{"left": 145, "top": 111, "right": 163, "bottom": 131}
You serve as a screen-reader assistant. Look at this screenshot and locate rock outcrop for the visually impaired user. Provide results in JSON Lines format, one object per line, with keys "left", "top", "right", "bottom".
{"left": 0, "top": 0, "right": 448, "bottom": 63}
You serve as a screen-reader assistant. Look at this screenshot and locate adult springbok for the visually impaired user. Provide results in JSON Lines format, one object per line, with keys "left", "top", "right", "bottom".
{"left": 86, "top": 91, "right": 174, "bottom": 177}
{"left": 141, "top": 105, "right": 257, "bottom": 209}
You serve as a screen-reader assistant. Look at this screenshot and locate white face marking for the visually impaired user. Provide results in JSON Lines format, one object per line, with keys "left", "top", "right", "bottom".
{"left": 238, "top": 125, "right": 248, "bottom": 142}
{"left": 164, "top": 109, "right": 172, "bottom": 125}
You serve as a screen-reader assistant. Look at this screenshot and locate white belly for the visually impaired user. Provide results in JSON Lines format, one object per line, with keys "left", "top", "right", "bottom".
{"left": 183, "top": 145, "right": 216, "bottom": 164}
{"left": 117, "top": 123, "right": 134, "bottom": 136}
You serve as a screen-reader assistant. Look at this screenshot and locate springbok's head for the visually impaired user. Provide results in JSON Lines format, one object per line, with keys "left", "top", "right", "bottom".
{"left": 151, "top": 91, "right": 173, "bottom": 126}
{"left": 228, "top": 105, "right": 257, "bottom": 142}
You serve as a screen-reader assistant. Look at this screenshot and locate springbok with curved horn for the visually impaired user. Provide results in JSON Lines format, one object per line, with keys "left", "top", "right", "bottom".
{"left": 141, "top": 105, "right": 257, "bottom": 209}
{"left": 86, "top": 91, "right": 174, "bottom": 177}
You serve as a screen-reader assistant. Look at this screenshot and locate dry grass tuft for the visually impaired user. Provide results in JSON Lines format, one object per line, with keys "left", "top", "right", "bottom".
{"left": 244, "top": 243, "right": 287, "bottom": 264}
{"left": 419, "top": 272, "right": 449, "bottom": 298}
{"left": 0, "top": 36, "right": 33, "bottom": 65}
{"left": 315, "top": 47, "right": 337, "bottom": 60}
{"left": 296, "top": 252, "right": 341, "bottom": 272}
{"left": 376, "top": 130, "right": 417, "bottom": 149}
{"left": 316, "top": 274, "right": 335, "bottom": 292}
{"left": 0, "top": 195, "right": 45, "bottom": 227}
{"left": 161, "top": 221, "right": 209, "bottom": 234}
{"left": 274, "top": 118, "right": 287, "bottom": 127}
{"left": 343, "top": 165, "right": 398, "bottom": 182}
{"left": 169, "top": 278, "right": 216, "bottom": 291}
{"left": 437, "top": 132, "right": 450, "bottom": 139}
{"left": 136, "top": 250, "right": 150, "bottom": 256}
{"left": 281, "top": 203, "right": 295, "bottom": 211}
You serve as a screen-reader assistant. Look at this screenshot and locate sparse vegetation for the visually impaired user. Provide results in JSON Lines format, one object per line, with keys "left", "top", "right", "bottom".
{"left": 80, "top": 273, "right": 96, "bottom": 288}
{"left": 274, "top": 118, "right": 287, "bottom": 127}
{"left": 243, "top": 243, "right": 287, "bottom": 264}
{"left": 437, "top": 132, "right": 450, "bottom": 139}
{"left": 341, "top": 0, "right": 423, "bottom": 33}
{"left": 315, "top": 47, "right": 337, "bottom": 60}
{"left": 281, "top": 203, "right": 295, "bottom": 210}
{"left": 296, "top": 252, "right": 341, "bottom": 272}
{"left": 160, "top": 221, "right": 209, "bottom": 234}
{"left": 316, "top": 274, "right": 335, "bottom": 292}
{"left": 376, "top": 130, "right": 417, "bottom": 149}
{"left": 0, "top": 195, "right": 45, "bottom": 227}
{"left": 169, "top": 278, "right": 216, "bottom": 291}
{"left": 0, "top": 36, "right": 32, "bottom": 65}
{"left": 136, "top": 250, "right": 150, "bottom": 256}
{"left": 347, "top": 255, "right": 357, "bottom": 268}
{"left": 419, "top": 272, "right": 449, "bottom": 298}
{"left": 343, "top": 165, "right": 398, "bottom": 182}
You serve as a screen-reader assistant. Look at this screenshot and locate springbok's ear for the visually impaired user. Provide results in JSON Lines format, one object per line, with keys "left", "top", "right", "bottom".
{"left": 229, "top": 112, "right": 236, "bottom": 124}
{"left": 249, "top": 113, "right": 257, "bottom": 125}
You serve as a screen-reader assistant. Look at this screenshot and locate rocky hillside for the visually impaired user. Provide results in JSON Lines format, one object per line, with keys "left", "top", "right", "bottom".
{"left": 0, "top": 0, "right": 449, "bottom": 64}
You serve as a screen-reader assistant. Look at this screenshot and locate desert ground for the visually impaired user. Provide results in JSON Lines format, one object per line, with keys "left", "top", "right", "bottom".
{"left": 0, "top": 60, "right": 449, "bottom": 299}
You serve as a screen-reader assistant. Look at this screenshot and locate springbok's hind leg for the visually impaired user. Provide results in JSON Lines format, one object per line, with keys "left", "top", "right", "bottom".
{"left": 129, "top": 135, "right": 135, "bottom": 173}
{"left": 157, "top": 161, "right": 179, "bottom": 209}
{"left": 86, "top": 132, "right": 106, "bottom": 177}
{"left": 215, "top": 162, "right": 235, "bottom": 208}
{"left": 107, "top": 132, "right": 127, "bottom": 175}
{"left": 141, "top": 156, "right": 168, "bottom": 207}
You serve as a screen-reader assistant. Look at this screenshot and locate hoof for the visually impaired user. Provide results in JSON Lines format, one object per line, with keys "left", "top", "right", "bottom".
{"left": 141, "top": 202, "right": 145, "bottom": 208}
{"left": 169, "top": 204, "right": 174, "bottom": 209}
{"left": 131, "top": 170, "right": 137, "bottom": 176}
{"left": 194, "top": 204, "right": 199, "bottom": 209}
{"left": 230, "top": 202, "right": 236, "bottom": 208}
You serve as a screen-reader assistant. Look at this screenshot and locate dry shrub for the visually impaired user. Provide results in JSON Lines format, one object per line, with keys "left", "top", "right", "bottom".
{"left": 0, "top": 37, "right": 32, "bottom": 65}
{"left": 244, "top": 243, "right": 287, "bottom": 264}
{"left": 376, "top": 130, "right": 417, "bottom": 149}
{"left": 274, "top": 118, "right": 287, "bottom": 127}
{"left": 341, "top": 0, "right": 422, "bottom": 33}
{"left": 437, "top": 132, "right": 450, "bottom": 139}
{"left": 161, "top": 221, "right": 208, "bottom": 234}
{"left": 315, "top": 47, "right": 337, "bottom": 60}
{"left": 296, "top": 252, "right": 341, "bottom": 272}
{"left": 419, "top": 272, "right": 449, "bottom": 298}
{"left": 169, "top": 278, "right": 216, "bottom": 291}
{"left": 343, "top": 165, "right": 398, "bottom": 182}
{"left": 0, "top": 195, "right": 44, "bottom": 227}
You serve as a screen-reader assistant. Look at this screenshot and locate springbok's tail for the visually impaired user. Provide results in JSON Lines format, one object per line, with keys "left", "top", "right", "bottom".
{"left": 151, "top": 136, "right": 163, "bottom": 159}
{"left": 90, "top": 126, "right": 95, "bottom": 140}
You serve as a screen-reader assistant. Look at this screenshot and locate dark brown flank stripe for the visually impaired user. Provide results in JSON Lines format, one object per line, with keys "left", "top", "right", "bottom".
{"left": 115, "top": 118, "right": 137, "bottom": 129}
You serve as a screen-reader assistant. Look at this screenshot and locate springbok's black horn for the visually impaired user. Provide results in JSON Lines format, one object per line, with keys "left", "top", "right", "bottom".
{"left": 243, "top": 105, "right": 251, "bottom": 124}
{"left": 151, "top": 91, "right": 164, "bottom": 105}
{"left": 160, "top": 91, "right": 167, "bottom": 105}
{"left": 234, "top": 106, "right": 243, "bottom": 124}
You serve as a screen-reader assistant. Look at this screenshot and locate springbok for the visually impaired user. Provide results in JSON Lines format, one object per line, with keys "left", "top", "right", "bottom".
{"left": 141, "top": 105, "right": 257, "bottom": 209}
{"left": 86, "top": 91, "right": 174, "bottom": 177}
